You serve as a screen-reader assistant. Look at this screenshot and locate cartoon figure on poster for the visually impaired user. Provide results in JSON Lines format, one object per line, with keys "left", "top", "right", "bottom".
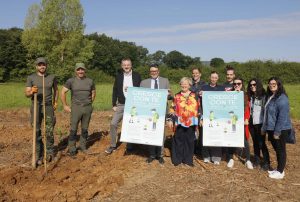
{"left": 229, "top": 111, "right": 238, "bottom": 132}
{"left": 151, "top": 108, "right": 159, "bottom": 130}
{"left": 209, "top": 111, "right": 214, "bottom": 127}
{"left": 129, "top": 106, "right": 137, "bottom": 123}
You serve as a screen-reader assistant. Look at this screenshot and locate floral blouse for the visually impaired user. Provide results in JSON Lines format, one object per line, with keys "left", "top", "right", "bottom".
{"left": 169, "top": 91, "right": 200, "bottom": 128}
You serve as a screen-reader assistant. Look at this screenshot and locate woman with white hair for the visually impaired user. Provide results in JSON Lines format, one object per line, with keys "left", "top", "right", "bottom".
{"left": 167, "top": 77, "right": 201, "bottom": 166}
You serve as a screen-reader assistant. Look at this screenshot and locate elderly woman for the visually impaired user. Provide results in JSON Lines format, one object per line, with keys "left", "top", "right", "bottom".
{"left": 247, "top": 78, "right": 270, "bottom": 170}
{"left": 263, "top": 77, "right": 292, "bottom": 179}
{"left": 167, "top": 77, "right": 201, "bottom": 166}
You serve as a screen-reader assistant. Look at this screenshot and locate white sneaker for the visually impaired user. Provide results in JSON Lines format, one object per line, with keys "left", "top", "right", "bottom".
{"left": 214, "top": 161, "right": 220, "bottom": 165}
{"left": 269, "top": 171, "right": 285, "bottom": 179}
{"left": 227, "top": 159, "right": 234, "bottom": 168}
{"left": 268, "top": 169, "right": 277, "bottom": 174}
{"left": 245, "top": 160, "right": 254, "bottom": 169}
{"left": 203, "top": 158, "right": 210, "bottom": 163}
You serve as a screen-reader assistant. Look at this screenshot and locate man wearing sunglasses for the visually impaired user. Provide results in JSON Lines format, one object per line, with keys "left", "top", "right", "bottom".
{"left": 61, "top": 63, "right": 96, "bottom": 156}
{"left": 25, "top": 57, "right": 58, "bottom": 166}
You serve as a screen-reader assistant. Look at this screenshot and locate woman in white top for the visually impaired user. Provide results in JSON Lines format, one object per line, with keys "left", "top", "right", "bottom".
{"left": 247, "top": 78, "right": 270, "bottom": 170}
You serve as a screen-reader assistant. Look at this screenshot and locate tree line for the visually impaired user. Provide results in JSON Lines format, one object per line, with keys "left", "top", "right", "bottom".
{"left": 0, "top": 0, "right": 299, "bottom": 84}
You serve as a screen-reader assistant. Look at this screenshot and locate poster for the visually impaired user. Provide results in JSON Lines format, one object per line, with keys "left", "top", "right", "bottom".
{"left": 202, "top": 91, "right": 244, "bottom": 147}
{"left": 120, "top": 87, "right": 168, "bottom": 146}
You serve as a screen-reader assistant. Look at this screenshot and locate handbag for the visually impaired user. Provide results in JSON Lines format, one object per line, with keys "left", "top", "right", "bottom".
{"left": 286, "top": 127, "right": 296, "bottom": 144}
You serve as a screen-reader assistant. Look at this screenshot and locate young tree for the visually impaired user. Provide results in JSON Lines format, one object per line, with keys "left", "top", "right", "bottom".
{"left": 22, "top": 0, "right": 94, "bottom": 82}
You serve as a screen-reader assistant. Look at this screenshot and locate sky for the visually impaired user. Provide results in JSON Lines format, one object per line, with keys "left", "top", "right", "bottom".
{"left": 1, "top": 0, "right": 300, "bottom": 62}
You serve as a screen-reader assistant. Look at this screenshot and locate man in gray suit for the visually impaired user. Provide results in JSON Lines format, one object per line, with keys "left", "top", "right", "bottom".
{"left": 140, "top": 63, "right": 170, "bottom": 164}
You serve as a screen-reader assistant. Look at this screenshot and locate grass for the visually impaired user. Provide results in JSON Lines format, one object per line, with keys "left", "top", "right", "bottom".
{"left": 0, "top": 82, "right": 299, "bottom": 119}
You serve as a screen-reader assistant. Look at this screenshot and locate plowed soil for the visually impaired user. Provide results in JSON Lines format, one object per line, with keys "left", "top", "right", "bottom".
{"left": 0, "top": 109, "right": 299, "bottom": 201}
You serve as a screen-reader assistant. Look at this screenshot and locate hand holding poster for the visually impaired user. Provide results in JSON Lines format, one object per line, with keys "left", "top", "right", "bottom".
{"left": 120, "top": 87, "right": 168, "bottom": 146}
{"left": 202, "top": 91, "right": 244, "bottom": 147}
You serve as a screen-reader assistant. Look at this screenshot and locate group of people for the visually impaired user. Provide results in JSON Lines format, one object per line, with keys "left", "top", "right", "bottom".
{"left": 25, "top": 57, "right": 292, "bottom": 180}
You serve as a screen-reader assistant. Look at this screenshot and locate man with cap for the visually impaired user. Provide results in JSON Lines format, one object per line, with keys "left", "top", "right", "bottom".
{"left": 25, "top": 57, "right": 58, "bottom": 166}
{"left": 61, "top": 63, "right": 96, "bottom": 156}
{"left": 140, "top": 63, "right": 171, "bottom": 164}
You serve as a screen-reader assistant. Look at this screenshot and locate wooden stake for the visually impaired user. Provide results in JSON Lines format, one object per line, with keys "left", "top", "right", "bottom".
{"left": 42, "top": 75, "right": 47, "bottom": 174}
{"left": 32, "top": 93, "right": 37, "bottom": 168}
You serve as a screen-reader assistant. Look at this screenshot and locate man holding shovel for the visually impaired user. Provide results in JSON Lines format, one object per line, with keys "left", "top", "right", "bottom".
{"left": 25, "top": 57, "right": 58, "bottom": 167}
{"left": 61, "top": 63, "right": 96, "bottom": 156}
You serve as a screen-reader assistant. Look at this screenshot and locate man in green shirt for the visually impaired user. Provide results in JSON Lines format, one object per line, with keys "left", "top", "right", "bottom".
{"left": 61, "top": 63, "right": 96, "bottom": 156}
{"left": 25, "top": 57, "right": 58, "bottom": 166}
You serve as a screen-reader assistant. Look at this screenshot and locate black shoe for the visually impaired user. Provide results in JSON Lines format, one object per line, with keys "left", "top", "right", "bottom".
{"left": 67, "top": 150, "right": 77, "bottom": 157}
{"left": 261, "top": 163, "right": 270, "bottom": 171}
{"left": 146, "top": 157, "right": 155, "bottom": 163}
{"left": 124, "top": 148, "right": 134, "bottom": 156}
{"left": 158, "top": 157, "right": 165, "bottom": 164}
{"left": 253, "top": 159, "right": 260, "bottom": 168}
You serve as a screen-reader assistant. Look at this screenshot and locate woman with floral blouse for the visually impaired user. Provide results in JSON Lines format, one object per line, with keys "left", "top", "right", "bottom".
{"left": 167, "top": 77, "right": 201, "bottom": 166}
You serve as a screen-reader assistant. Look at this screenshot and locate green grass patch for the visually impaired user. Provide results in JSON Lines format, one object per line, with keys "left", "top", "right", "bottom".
{"left": 0, "top": 82, "right": 299, "bottom": 119}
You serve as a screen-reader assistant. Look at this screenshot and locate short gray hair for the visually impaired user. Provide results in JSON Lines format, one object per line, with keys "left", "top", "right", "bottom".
{"left": 179, "top": 77, "right": 192, "bottom": 86}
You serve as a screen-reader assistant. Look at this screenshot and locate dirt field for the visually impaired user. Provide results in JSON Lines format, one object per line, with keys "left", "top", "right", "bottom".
{"left": 0, "top": 109, "right": 299, "bottom": 201}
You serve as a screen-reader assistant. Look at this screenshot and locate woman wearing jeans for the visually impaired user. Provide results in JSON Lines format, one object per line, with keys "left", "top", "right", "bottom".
{"left": 247, "top": 79, "right": 270, "bottom": 170}
{"left": 262, "top": 77, "right": 292, "bottom": 179}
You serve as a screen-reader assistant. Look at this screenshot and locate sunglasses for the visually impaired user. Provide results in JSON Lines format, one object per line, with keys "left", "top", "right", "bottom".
{"left": 250, "top": 83, "right": 256, "bottom": 87}
{"left": 233, "top": 82, "right": 242, "bottom": 86}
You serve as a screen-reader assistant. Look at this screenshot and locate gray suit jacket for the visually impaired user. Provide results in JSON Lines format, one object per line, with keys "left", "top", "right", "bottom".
{"left": 140, "top": 76, "right": 170, "bottom": 89}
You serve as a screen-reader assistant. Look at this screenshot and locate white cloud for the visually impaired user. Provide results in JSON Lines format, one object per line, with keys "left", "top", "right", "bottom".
{"left": 92, "top": 12, "right": 300, "bottom": 44}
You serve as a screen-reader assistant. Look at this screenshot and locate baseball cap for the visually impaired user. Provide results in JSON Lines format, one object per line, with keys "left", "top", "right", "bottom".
{"left": 35, "top": 57, "right": 47, "bottom": 65}
{"left": 75, "top": 63, "right": 86, "bottom": 70}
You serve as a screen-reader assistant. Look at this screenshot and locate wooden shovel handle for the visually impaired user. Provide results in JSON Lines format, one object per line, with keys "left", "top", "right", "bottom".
{"left": 32, "top": 93, "right": 37, "bottom": 168}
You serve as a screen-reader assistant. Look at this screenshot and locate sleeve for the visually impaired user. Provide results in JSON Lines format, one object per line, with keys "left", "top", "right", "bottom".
{"left": 25, "top": 75, "right": 32, "bottom": 87}
{"left": 53, "top": 76, "right": 58, "bottom": 88}
{"left": 274, "top": 96, "right": 290, "bottom": 136}
{"left": 137, "top": 74, "right": 142, "bottom": 86}
{"left": 244, "top": 99, "right": 250, "bottom": 121}
{"left": 112, "top": 77, "right": 118, "bottom": 107}
{"left": 64, "top": 78, "right": 73, "bottom": 90}
{"left": 91, "top": 80, "right": 96, "bottom": 90}
{"left": 167, "top": 95, "right": 177, "bottom": 122}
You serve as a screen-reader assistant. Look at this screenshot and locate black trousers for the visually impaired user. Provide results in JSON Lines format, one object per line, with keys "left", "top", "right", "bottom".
{"left": 268, "top": 130, "right": 289, "bottom": 173}
{"left": 249, "top": 121, "right": 270, "bottom": 164}
{"left": 171, "top": 125, "right": 195, "bottom": 166}
{"left": 227, "top": 135, "right": 251, "bottom": 161}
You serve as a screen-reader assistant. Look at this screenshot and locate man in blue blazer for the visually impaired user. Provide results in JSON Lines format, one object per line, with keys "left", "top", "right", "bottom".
{"left": 140, "top": 63, "right": 170, "bottom": 164}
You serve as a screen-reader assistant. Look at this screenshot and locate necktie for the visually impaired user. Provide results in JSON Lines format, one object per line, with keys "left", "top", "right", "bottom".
{"left": 154, "top": 79, "right": 158, "bottom": 89}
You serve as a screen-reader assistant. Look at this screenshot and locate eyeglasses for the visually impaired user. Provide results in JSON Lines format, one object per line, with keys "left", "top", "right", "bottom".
{"left": 250, "top": 83, "right": 256, "bottom": 87}
{"left": 233, "top": 83, "right": 242, "bottom": 86}
{"left": 150, "top": 70, "right": 158, "bottom": 73}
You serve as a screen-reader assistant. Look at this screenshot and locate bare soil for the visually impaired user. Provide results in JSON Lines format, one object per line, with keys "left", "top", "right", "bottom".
{"left": 0, "top": 109, "right": 299, "bottom": 201}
